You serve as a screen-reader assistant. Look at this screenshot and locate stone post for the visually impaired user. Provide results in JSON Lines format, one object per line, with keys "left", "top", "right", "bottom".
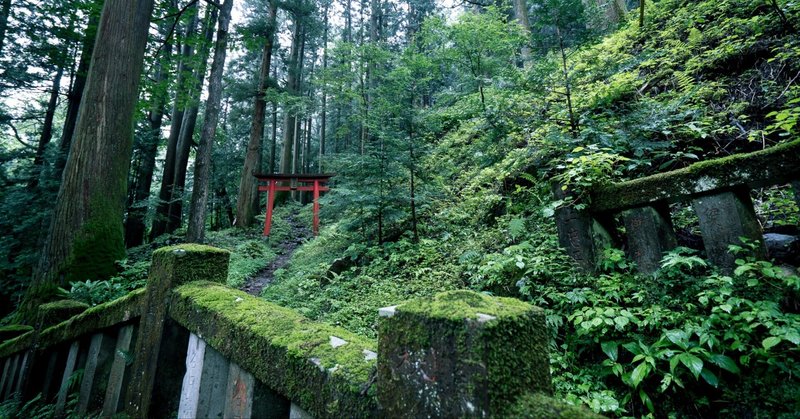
{"left": 552, "top": 183, "right": 613, "bottom": 271}
{"left": 377, "top": 290, "right": 551, "bottom": 418}
{"left": 622, "top": 205, "right": 677, "bottom": 274}
{"left": 102, "top": 324, "right": 135, "bottom": 417}
{"left": 125, "top": 245, "right": 230, "bottom": 418}
{"left": 691, "top": 189, "right": 765, "bottom": 271}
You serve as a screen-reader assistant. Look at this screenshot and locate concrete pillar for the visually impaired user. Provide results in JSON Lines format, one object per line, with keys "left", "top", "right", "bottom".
{"left": 78, "top": 333, "right": 116, "bottom": 415}
{"left": 125, "top": 245, "right": 229, "bottom": 418}
{"left": 102, "top": 325, "right": 135, "bottom": 417}
{"left": 196, "top": 344, "right": 229, "bottom": 419}
{"left": 55, "top": 341, "right": 81, "bottom": 417}
{"left": 623, "top": 205, "right": 677, "bottom": 274}
{"left": 692, "top": 189, "right": 765, "bottom": 271}
{"left": 2, "top": 354, "right": 19, "bottom": 399}
{"left": 178, "top": 333, "right": 206, "bottom": 419}
{"left": 224, "top": 361, "right": 255, "bottom": 418}
{"left": 378, "top": 290, "right": 551, "bottom": 418}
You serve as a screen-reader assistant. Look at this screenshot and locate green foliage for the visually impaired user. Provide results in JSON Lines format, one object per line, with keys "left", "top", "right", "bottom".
{"left": 63, "top": 259, "right": 148, "bottom": 306}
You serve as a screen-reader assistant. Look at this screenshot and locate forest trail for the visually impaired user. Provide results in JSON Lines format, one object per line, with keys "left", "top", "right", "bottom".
{"left": 240, "top": 214, "right": 311, "bottom": 296}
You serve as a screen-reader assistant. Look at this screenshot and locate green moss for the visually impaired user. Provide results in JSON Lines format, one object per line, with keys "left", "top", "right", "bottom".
{"left": 66, "top": 201, "right": 127, "bottom": 282}
{"left": 591, "top": 139, "right": 800, "bottom": 212}
{"left": 0, "top": 325, "right": 34, "bottom": 343}
{"left": 37, "top": 299, "right": 90, "bottom": 329}
{"left": 398, "top": 289, "right": 538, "bottom": 321}
{"left": 505, "top": 392, "right": 605, "bottom": 419}
{"left": 151, "top": 244, "right": 230, "bottom": 285}
{"left": 34, "top": 288, "right": 145, "bottom": 351}
{"left": 169, "top": 281, "right": 378, "bottom": 417}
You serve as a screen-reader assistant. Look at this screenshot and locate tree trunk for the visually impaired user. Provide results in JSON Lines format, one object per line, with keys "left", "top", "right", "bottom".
{"left": 28, "top": 0, "right": 154, "bottom": 303}
{"left": 55, "top": 6, "right": 101, "bottom": 181}
{"left": 150, "top": 4, "right": 199, "bottom": 240}
{"left": 513, "top": 0, "right": 531, "bottom": 65}
{"left": 279, "top": 14, "right": 303, "bottom": 178}
{"left": 167, "top": 5, "right": 217, "bottom": 234}
{"left": 28, "top": 65, "right": 64, "bottom": 189}
{"left": 187, "top": 0, "right": 233, "bottom": 243}
{"left": 124, "top": 14, "right": 174, "bottom": 247}
{"left": 639, "top": 0, "right": 645, "bottom": 27}
{"left": 0, "top": 0, "right": 11, "bottom": 55}
{"left": 556, "top": 26, "right": 578, "bottom": 138}
{"left": 319, "top": 0, "right": 328, "bottom": 173}
{"left": 234, "top": 0, "right": 277, "bottom": 228}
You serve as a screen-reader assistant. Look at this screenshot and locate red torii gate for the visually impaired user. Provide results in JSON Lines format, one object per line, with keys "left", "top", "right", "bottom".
{"left": 255, "top": 173, "right": 334, "bottom": 237}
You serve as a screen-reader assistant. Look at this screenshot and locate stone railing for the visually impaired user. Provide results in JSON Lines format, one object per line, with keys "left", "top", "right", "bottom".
{"left": 554, "top": 139, "right": 800, "bottom": 273}
{"left": 0, "top": 245, "right": 600, "bottom": 418}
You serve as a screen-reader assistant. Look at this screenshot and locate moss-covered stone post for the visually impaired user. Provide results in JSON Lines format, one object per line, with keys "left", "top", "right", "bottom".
{"left": 691, "top": 189, "right": 764, "bottom": 271}
{"left": 377, "top": 290, "right": 551, "bottom": 418}
{"left": 552, "top": 183, "right": 613, "bottom": 271}
{"left": 622, "top": 205, "right": 677, "bottom": 274}
{"left": 125, "top": 245, "right": 230, "bottom": 418}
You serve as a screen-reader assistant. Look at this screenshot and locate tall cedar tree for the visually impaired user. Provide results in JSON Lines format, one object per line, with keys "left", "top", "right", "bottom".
{"left": 26, "top": 0, "right": 154, "bottom": 309}
{"left": 187, "top": 0, "right": 234, "bottom": 242}
{"left": 234, "top": 0, "right": 278, "bottom": 228}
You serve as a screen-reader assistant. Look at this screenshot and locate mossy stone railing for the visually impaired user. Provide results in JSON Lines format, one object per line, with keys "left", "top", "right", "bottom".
{"left": 1, "top": 245, "right": 600, "bottom": 418}
{"left": 555, "top": 140, "right": 800, "bottom": 273}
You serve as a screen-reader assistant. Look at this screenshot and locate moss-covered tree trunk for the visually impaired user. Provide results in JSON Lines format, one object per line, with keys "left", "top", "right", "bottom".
{"left": 27, "top": 0, "right": 154, "bottom": 303}
{"left": 234, "top": 0, "right": 277, "bottom": 228}
{"left": 187, "top": 0, "right": 234, "bottom": 243}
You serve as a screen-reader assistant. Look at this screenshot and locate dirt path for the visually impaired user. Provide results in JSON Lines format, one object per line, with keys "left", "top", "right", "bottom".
{"left": 240, "top": 214, "right": 311, "bottom": 296}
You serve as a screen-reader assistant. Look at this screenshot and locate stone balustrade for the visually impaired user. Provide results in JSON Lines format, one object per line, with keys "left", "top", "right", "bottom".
{"left": 1, "top": 244, "right": 599, "bottom": 418}
{"left": 555, "top": 139, "right": 800, "bottom": 273}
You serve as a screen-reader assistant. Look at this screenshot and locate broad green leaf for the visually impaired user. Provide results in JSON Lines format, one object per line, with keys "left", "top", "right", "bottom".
{"left": 700, "top": 369, "right": 719, "bottom": 387}
{"left": 679, "top": 353, "right": 703, "bottom": 379}
{"left": 601, "top": 341, "right": 618, "bottom": 361}
{"left": 630, "top": 363, "right": 651, "bottom": 388}
{"left": 762, "top": 336, "right": 781, "bottom": 350}
{"left": 710, "top": 354, "right": 740, "bottom": 374}
{"left": 614, "top": 316, "right": 629, "bottom": 329}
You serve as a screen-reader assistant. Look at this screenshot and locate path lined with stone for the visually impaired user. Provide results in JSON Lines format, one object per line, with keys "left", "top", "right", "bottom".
{"left": 240, "top": 214, "right": 311, "bottom": 296}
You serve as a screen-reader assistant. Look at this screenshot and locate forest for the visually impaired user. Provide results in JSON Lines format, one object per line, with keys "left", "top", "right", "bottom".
{"left": 0, "top": 0, "right": 799, "bottom": 416}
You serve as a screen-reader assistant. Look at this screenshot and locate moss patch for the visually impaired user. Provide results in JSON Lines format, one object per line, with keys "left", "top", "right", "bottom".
{"left": 505, "top": 392, "right": 605, "bottom": 418}
{"left": 0, "top": 325, "right": 34, "bottom": 343}
{"left": 591, "top": 139, "right": 800, "bottom": 212}
{"left": 169, "top": 281, "right": 378, "bottom": 417}
{"left": 37, "top": 299, "right": 90, "bottom": 329}
{"left": 36, "top": 288, "right": 145, "bottom": 351}
{"left": 151, "top": 244, "right": 230, "bottom": 285}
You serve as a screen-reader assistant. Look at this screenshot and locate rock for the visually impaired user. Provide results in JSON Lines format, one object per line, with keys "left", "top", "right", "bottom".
{"left": 765, "top": 233, "right": 800, "bottom": 265}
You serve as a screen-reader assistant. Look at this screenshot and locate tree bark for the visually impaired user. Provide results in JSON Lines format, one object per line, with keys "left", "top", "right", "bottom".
{"left": 28, "top": 0, "right": 154, "bottom": 298}
{"left": 279, "top": 14, "right": 303, "bottom": 178}
{"left": 513, "top": 0, "right": 531, "bottom": 65}
{"left": 319, "top": 0, "right": 328, "bottom": 173}
{"left": 28, "top": 65, "right": 64, "bottom": 189}
{"left": 124, "top": 12, "right": 175, "bottom": 248}
{"left": 150, "top": 4, "right": 199, "bottom": 240}
{"left": 234, "top": 0, "right": 277, "bottom": 228}
{"left": 0, "top": 0, "right": 11, "bottom": 55}
{"left": 187, "top": 0, "right": 233, "bottom": 243}
{"left": 55, "top": 6, "right": 101, "bottom": 181}
{"left": 167, "top": 4, "right": 217, "bottom": 234}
